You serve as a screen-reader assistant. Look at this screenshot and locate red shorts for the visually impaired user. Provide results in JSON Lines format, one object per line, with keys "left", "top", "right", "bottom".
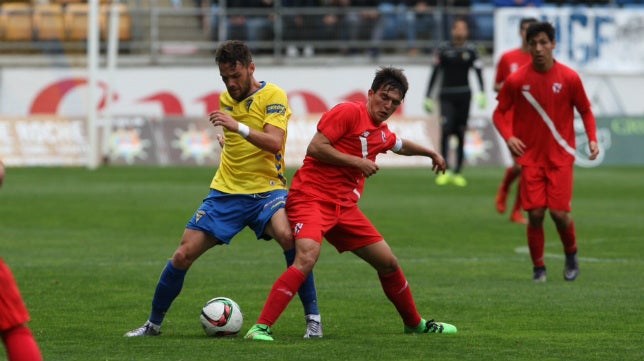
{"left": 520, "top": 165, "right": 573, "bottom": 212}
{"left": 286, "top": 194, "right": 383, "bottom": 253}
{"left": 0, "top": 259, "right": 31, "bottom": 331}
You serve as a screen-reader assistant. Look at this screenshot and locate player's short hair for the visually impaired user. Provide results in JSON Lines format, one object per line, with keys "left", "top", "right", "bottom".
{"left": 526, "top": 22, "right": 555, "bottom": 43}
{"left": 371, "top": 67, "right": 409, "bottom": 100}
{"left": 519, "top": 17, "right": 538, "bottom": 30}
{"left": 215, "top": 40, "right": 253, "bottom": 68}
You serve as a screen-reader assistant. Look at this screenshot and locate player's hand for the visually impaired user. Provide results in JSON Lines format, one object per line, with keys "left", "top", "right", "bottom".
{"left": 423, "top": 98, "right": 434, "bottom": 113}
{"left": 430, "top": 153, "right": 447, "bottom": 174}
{"left": 209, "top": 110, "right": 238, "bottom": 132}
{"left": 588, "top": 140, "right": 599, "bottom": 160}
{"left": 216, "top": 134, "right": 225, "bottom": 148}
{"left": 356, "top": 158, "right": 379, "bottom": 178}
{"left": 506, "top": 136, "right": 526, "bottom": 157}
{"left": 476, "top": 92, "right": 487, "bottom": 109}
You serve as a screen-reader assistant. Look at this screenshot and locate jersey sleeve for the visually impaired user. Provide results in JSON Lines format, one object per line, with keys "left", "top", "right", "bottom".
{"left": 495, "top": 54, "right": 509, "bottom": 85}
{"left": 263, "top": 86, "right": 290, "bottom": 132}
{"left": 317, "top": 103, "right": 353, "bottom": 143}
{"left": 426, "top": 52, "right": 442, "bottom": 97}
{"left": 570, "top": 73, "right": 597, "bottom": 142}
{"left": 493, "top": 75, "right": 516, "bottom": 140}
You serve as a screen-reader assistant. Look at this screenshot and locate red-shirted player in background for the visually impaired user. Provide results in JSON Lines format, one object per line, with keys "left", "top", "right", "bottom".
{"left": 493, "top": 22, "right": 599, "bottom": 282}
{"left": 244, "top": 67, "right": 457, "bottom": 341}
{"left": 1, "top": 160, "right": 43, "bottom": 361}
{"left": 493, "top": 17, "right": 538, "bottom": 225}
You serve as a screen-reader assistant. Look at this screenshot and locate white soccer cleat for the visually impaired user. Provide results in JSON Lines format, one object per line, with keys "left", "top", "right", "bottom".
{"left": 303, "top": 314, "right": 323, "bottom": 339}
{"left": 124, "top": 321, "right": 161, "bottom": 337}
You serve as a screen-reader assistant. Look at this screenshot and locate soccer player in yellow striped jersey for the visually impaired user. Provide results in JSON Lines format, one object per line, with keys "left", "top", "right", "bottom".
{"left": 124, "top": 40, "right": 322, "bottom": 339}
{"left": 212, "top": 81, "right": 291, "bottom": 194}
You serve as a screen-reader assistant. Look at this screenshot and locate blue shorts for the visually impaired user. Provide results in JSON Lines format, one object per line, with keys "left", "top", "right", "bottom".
{"left": 186, "top": 189, "right": 287, "bottom": 244}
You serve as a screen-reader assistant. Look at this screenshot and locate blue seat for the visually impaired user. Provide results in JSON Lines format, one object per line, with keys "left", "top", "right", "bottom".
{"left": 471, "top": 3, "right": 494, "bottom": 42}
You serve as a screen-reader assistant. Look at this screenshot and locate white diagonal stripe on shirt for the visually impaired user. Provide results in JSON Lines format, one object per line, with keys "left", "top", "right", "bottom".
{"left": 521, "top": 90, "right": 576, "bottom": 157}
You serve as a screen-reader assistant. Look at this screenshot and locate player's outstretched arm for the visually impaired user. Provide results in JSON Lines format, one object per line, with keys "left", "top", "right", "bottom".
{"left": 395, "top": 139, "right": 446, "bottom": 174}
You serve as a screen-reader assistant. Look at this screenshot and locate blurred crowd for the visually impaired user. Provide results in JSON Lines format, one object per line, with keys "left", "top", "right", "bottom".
{"left": 198, "top": 0, "right": 640, "bottom": 57}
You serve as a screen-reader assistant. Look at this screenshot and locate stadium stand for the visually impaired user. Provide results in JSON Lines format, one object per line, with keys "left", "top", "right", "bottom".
{"left": 63, "top": 3, "right": 90, "bottom": 40}
{"left": 33, "top": 3, "right": 65, "bottom": 41}
{"left": 1, "top": 1, "right": 643, "bottom": 63}
{"left": 0, "top": 2, "right": 33, "bottom": 41}
{"left": 99, "top": 3, "right": 132, "bottom": 41}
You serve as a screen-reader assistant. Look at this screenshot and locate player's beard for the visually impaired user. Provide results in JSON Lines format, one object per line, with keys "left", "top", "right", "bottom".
{"left": 231, "top": 74, "right": 253, "bottom": 102}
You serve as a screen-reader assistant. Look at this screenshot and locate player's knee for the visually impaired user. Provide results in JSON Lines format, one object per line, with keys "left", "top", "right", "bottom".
{"left": 273, "top": 229, "right": 294, "bottom": 250}
{"left": 376, "top": 256, "right": 400, "bottom": 274}
{"left": 529, "top": 208, "right": 546, "bottom": 219}
{"left": 549, "top": 210, "right": 570, "bottom": 227}
{"left": 171, "top": 249, "right": 195, "bottom": 270}
{"left": 293, "top": 251, "right": 318, "bottom": 274}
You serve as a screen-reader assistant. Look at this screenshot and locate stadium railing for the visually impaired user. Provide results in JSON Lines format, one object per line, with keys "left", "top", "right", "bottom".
{"left": 0, "top": 2, "right": 491, "bottom": 66}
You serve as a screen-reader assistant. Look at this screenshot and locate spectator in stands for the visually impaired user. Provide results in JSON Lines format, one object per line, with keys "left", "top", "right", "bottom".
{"left": 225, "top": 0, "right": 275, "bottom": 52}
{"left": 283, "top": 0, "right": 319, "bottom": 57}
{"left": 410, "top": 1, "right": 436, "bottom": 54}
{"left": 336, "top": 0, "right": 379, "bottom": 55}
{"left": 284, "top": 0, "right": 366, "bottom": 57}
{"left": 370, "top": 1, "right": 427, "bottom": 57}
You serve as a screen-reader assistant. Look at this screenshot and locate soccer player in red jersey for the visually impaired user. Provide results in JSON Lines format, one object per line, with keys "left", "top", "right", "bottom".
{"left": 244, "top": 67, "right": 457, "bottom": 341}
{"left": 493, "top": 17, "right": 537, "bottom": 225}
{"left": 493, "top": 22, "right": 599, "bottom": 282}
{"left": 0, "top": 258, "right": 43, "bottom": 361}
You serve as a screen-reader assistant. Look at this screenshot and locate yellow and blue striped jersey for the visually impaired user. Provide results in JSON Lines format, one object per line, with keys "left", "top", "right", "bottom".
{"left": 210, "top": 82, "right": 291, "bottom": 194}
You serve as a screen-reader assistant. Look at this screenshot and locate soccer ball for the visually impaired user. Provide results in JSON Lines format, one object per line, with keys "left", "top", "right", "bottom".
{"left": 200, "top": 297, "right": 243, "bottom": 337}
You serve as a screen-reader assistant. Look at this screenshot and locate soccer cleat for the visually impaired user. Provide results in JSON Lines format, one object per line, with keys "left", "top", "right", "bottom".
{"left": 496, "top": 188, "right": 508, "bottom": 213}
{"left": 123, "top": 321, "right": 161, "bottom": 337}
{"left": 303, "top": 314, "right": 323, "bottom": 339}
{"left": 510, "top": 210, "right": 527, "bottom": 224}
{"left": 533, "top": 267, "right": 547, "bottom": 282}
{"left": 404, "top": 319, "right": 457, "bottom": 334}
{"left": 435, "top": 171, "right": 452, "bottom": 186}
{"left": 244, "top": 324, "right": 274, "bottom": 341}
{"left": 452, "top": 174, "right": 467, "bottom": 187}
{"left": 564, "top": 253, "right": 579, "bottom": 281}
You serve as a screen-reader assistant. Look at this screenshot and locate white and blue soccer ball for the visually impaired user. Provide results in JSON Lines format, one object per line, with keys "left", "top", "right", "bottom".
{"left": 200, "top": 297, "right": 243, "bottom": 337}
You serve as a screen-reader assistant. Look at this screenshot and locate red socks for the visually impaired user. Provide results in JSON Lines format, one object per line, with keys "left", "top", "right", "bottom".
{"left": 527, "top": 220, "right": 577, "bottom": 268}
{"left": 527, "top": 225, "right": 545, "bottom": 268}
{"left": 2, "top": 325, "right": 43, "bottom": 361}
{"left": 257, "top": 266, "right": 306, "bottom": 326}
{"left": 257, "top": 267, "right": 423, "bottom": 329}
{"left": 379, "top": 268, "right": 421, "bottom": 328}
{"left": 557, "top": 221, "right": 577, "bottom": 255}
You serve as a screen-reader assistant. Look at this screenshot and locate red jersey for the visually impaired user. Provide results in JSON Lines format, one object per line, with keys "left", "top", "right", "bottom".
{"left": 493, "top": 61, "right": 597, "bottom": 167}
{"left": 0, "top": 258, "right": 31, "bottom": 331}
{"left": 495, "top": 48, "right": 532, "bottom": 86}
{"left": 290, "top": 102, "right": 398, "bottom": 206}
{"left": 495, "top": 48, "right": 532, "bottom": 124}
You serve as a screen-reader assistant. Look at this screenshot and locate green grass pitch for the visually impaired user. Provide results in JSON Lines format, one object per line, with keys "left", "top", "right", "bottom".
{"left": 1, "top": 166, "right": 642, "bottom": 361}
